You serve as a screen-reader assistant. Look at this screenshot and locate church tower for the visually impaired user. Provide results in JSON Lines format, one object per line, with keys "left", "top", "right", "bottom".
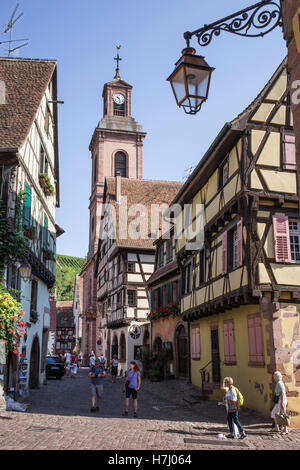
{"left": 88, "top": 48, "right": 147, "bottom": 258}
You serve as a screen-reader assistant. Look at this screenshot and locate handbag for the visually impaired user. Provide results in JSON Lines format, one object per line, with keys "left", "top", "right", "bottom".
{"left": 275, "top": 412, "right": 291, "bottom": 427}
{"left": 273, "top": 394, "right": 280, "bottom": 404}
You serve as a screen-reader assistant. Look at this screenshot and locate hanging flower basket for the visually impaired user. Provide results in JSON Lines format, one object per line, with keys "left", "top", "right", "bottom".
{"left": 0, "top": 286, "right": 27, "bottom": 356}
{"left": 39, "top": 174, "right": 55, "bottom": 196}
{"left": 23, "top": 225, "right": 37, "bottom": 240}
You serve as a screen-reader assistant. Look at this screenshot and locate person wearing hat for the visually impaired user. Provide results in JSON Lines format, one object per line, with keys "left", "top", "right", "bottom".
{"left": 88, "top": 358, "right": 106, "bottom": 412}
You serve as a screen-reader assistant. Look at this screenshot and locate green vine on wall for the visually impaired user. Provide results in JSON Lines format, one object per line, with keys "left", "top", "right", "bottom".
{"left": 0, "top": 189, "right": 28, "bottom": 281}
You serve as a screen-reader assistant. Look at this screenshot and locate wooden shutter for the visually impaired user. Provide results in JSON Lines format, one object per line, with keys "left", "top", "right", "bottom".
{"left": 247, "top": 315, "right": 264, "bottom": 364}
{"left": 272, "top": 215, "right": 292, "bottom": 262}
{"left": 150, "top": 290, "right": 155, "bottom": 310}
{"left": 284, "top": 135, "right": 296, "bottom": 170}
{"left": 223, "top": 320, "right": 236, "bottom": 363}
{"left": 24, "top": 184, "right": 31, "bottom": 226}
{"left": 192, "top": 326, "right": 200, "bottom": 360}
{"left": 237, "top": 219, "right": 243, "bottom": 267}
{"left": 167, "top": 282, "right": 173, "bottom": 305}
{"left": 222, "top": 232, "right": 228, "bottom": 274}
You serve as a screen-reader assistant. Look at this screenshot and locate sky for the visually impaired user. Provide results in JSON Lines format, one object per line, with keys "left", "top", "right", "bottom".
{"left": 1, "top": 0, "right": 286, "bottom": 258}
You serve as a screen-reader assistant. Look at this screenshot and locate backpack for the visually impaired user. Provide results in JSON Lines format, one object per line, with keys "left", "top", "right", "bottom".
{"left": 234, "top": 387, "right": 244, "bottom": 407}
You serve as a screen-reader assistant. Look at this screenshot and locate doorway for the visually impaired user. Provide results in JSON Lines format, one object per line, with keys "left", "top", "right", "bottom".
{"left": 210, "top": 326, "right": 221, "bottom": 384}
{"left": 29, "top": 336, "right": 40, "bottom": 389}
{"left": 176, "top": 325, "right": 188, "bottom": 379}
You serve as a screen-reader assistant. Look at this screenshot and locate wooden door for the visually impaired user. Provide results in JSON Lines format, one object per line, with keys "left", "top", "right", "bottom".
{"left": 29, "top": 336, "right": 40, "bottom": 389}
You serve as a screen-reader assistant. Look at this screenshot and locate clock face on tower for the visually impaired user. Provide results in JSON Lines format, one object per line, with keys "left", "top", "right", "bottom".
{"left": 114, "top": 93, "right": 125, "bottom": 105}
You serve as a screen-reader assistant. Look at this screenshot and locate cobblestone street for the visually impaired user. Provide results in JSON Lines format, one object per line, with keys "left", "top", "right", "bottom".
{"left": 0, "top": 368, "right": 300, "bottom": 451}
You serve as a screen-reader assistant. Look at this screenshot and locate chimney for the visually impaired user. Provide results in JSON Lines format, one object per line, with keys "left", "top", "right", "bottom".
{"left": 116, "top": 172, "right": 121, "bottom": 204}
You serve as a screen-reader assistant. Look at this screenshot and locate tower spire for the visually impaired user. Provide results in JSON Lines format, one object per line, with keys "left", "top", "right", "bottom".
{"left": 114, "top": 45, "right": 122, "bottom": 80}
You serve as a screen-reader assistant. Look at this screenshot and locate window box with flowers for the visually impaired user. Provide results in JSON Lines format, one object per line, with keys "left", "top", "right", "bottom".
{"left": 148, "top": 302, "right": 180, "bottom": 321}
{"left": 23, "top": 225, "right": 37, "bottom": 240}
{"left": 39, "top": 174, "right": 55, "bottom": 197}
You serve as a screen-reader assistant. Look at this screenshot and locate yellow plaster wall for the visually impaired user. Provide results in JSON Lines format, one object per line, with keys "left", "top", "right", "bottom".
{"left": 256, "top": 132, "right": 280, "bottom": 166}
{"left": 260, "top": 169, "right": 297, "bottom": 194}
{"left": 190, "top": 305, "right": 272, "bottom": 417}
{"left": 272, "top": 264, "right": 300, "bottom": 285}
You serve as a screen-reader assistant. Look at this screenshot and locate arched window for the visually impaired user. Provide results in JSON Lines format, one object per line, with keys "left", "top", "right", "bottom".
{"left": 115, "top": 152, "right": 127, "bottom": 177}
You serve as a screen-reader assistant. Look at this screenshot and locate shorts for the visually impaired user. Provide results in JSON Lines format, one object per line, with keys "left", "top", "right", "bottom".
{"left": 91, "top": 383, "right": 104, "bottom": 397}
{"left": 126, "top": 387, "right": 138, "bottom": 399}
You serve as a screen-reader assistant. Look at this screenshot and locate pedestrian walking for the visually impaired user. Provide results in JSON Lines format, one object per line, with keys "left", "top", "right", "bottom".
{"left": 219, "top": 384, "right": 239, "bottom": 438}
{"left": 64, "top": 351, "right": 72, "bottom": 376}
{"left": 89, "top": 351, "right": 96, "bottom": 367}
{"left": 271, "top": 371, "right": 289, "bottom": 435}
{"left": 220, "top": 377, "right": 247, "bottom": 439}
{"left": 122, "top": 361, "right": 141, "bottom": 418}
{"left": 99, "top": 353, "right": 106, "bottom": 369}
{"left": 88, "top": 358, "right": 106, "bottom": 412}
{"left": 77, "top": 351, "right": 83, "bottom": 369}
{"left": 70, "top": 354, "right": 78, "bottom": 379}
{"left": 111, "top": 355, "right": 119, "bottom": 383}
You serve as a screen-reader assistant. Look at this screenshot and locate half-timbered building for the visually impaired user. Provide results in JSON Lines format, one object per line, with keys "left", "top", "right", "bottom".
{"left": 0, "top": 58, "right": 61, "bottom": 393}
{"left": 147, "top": 226, "right": 189, "bottom": 379}
{"left": 172, "top": 57, "right": 300, "bottom": 425}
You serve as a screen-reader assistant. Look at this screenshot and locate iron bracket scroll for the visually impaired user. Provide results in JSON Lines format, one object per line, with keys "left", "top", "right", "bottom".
{"left": 184, "top": 0, "right": 282, "bottom": 48}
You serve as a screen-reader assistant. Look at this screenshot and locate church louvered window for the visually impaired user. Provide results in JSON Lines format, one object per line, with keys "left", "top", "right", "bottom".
{"left": 115, "top": 152, "right": 127, "bottom": 177}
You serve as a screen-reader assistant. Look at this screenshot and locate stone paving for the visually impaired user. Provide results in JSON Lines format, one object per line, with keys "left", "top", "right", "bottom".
{"left": 0, "top": 367, "right": 300, "bottom": 451}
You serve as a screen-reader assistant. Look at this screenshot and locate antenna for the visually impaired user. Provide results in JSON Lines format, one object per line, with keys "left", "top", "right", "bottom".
{"left": 2, "top": 4, "right": 29, "bottom": 57}
{"left": 182, "top": 166, "right": 195, "bottom": 181}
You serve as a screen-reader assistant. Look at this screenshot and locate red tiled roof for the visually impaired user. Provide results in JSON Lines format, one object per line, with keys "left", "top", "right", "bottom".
{"left": 0, "top": 57, "right": 57, "bottom": 149}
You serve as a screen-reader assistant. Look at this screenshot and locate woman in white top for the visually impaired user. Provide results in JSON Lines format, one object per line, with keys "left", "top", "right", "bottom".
{"left": 271, "top": 371, "right": 288, "bottom": 434}
{"left": 111, "top": 355, "right": 118, "bottom": 383}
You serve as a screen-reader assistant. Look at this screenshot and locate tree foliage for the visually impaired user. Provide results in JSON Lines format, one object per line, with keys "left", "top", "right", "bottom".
{"left": 55, "top": 266, "right": 77, "bottom": 301}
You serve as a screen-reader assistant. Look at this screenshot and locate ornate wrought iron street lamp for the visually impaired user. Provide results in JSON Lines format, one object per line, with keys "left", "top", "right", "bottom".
{"left": 167, "top": 47, "right": 215, "bottom": 115}
{"left": 168, "top": 0, "right": 283, "bottom": 114}
{"left": 19, "top": 261, "right": 32, "bottom": 282}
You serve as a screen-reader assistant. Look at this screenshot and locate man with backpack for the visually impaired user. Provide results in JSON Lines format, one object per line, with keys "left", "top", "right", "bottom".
{"left": 221, "top": 377, "right": 247, "bottom": 439}
{"left": 88, "top": 358, "right": 106, "bottom": 412}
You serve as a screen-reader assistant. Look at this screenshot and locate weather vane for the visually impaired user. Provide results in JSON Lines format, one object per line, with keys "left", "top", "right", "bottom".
{"left": 1, "top": 4, "right": 29, "bottom": 57}
{"left": 114, "top": 44, "right": 122, "bottom": 80}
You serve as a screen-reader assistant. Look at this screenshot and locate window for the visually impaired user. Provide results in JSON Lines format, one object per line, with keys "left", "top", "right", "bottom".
{"left": 114, "top": 98, "right": 125, "bottom": 117}
{"left": 199, "top": 248, "right": 206, "bottom": 286}
{"left": 39, "top": 144, "right": 48, "bottom": 175}
{"left": 247, "top": 314, "right": 264, "bottom": 365}
{"left": 283, "top": 135, "right": 296, "bottom": 170}
{"left": 127, "top": 290, "right": 136, "bottom": 306}
{"left": 117, "top": 291, "right": 122, "bottom": 306}
{"left": 115, "top": 152, "right": 127, "bottom": 177}
{"left": 127, "top": 262, "right": 135, "bottom": 273}
{"left": 289, "top": 220, "right": 300, "bottom": 262}
{"left": 182, "top": 262, "right": 192, "bottom": 295}
{"left": 23, "top": 184, "right": 31, "bottom": 226}
{"left": 166, "top": 283, "right": 173, "bottom": 305}
{"left": 223, "top": 320, "right": 236, "bottom": 364}
{"left": 223, "top": 220, "right": 243, "bottom": 273}
{"left": 218, "top": 157, "right": 229, "bottom": 190}
{"left": 30, "top": 279, "right": 38, "bottom": 320}
{"left": 56, "top": 342, "right": 61, "bottom": 350}
{"left": 166, "top": 239, "right": 173, "bottom": 263}
{"left": 192, "top": 325, "right": 201, "bottom": 360}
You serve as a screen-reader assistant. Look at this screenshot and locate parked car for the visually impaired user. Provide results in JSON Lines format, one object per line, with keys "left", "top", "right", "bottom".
{"left": 45, "top": 356, "right": 65, "bottom": 380}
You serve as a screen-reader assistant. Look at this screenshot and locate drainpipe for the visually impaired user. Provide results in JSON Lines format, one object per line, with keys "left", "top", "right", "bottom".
{"left": 187, "top": 319, "right": 191, "bottom": 384}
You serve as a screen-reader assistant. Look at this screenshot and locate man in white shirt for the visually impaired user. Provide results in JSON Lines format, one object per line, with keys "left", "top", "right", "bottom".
{"left": 64, "top": 352, "right": 71, "bottom": 376}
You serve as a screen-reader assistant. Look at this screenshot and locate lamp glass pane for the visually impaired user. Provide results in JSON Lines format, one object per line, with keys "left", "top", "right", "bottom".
{"left": 185, "top": 66, "right": 210, "bottom": 99}
{"left": 171, "top": 66, "right": 187, "bottom": 104}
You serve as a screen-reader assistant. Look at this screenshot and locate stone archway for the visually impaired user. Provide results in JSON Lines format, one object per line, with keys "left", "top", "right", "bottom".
{"left": 29, "top": 336, "right": 40, "bottom": 389}
{"left": 176, "top": 325, "right": 188, "bottom": 379}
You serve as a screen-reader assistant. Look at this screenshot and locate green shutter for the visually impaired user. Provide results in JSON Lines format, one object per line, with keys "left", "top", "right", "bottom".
{"left": 44, "top": 215, "right": 49, "bottom": 248}
{"left": 178, "top": 278, "right": 182, "bottom": 301}
{"left": 23, "top": 184, "right": 31, "bottom": 226}
{"left": 167, "top": 282, "right": 172, "bottom": 305}
{"left": 150, "top": 290, "right": 155, "bottom": 310}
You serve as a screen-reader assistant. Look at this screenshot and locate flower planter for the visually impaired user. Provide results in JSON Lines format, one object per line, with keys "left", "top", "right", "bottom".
{"left": 43, "top": 250, "right": 55, "bottom": 261}
{"left": 23, "top": 226, "right": 36, "bottom": 240}
{"left": 39, "top": 174, "right": 55, "bottom": 197}
{"left": 30, "top": 310, "right": 38, "bottom": 324}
